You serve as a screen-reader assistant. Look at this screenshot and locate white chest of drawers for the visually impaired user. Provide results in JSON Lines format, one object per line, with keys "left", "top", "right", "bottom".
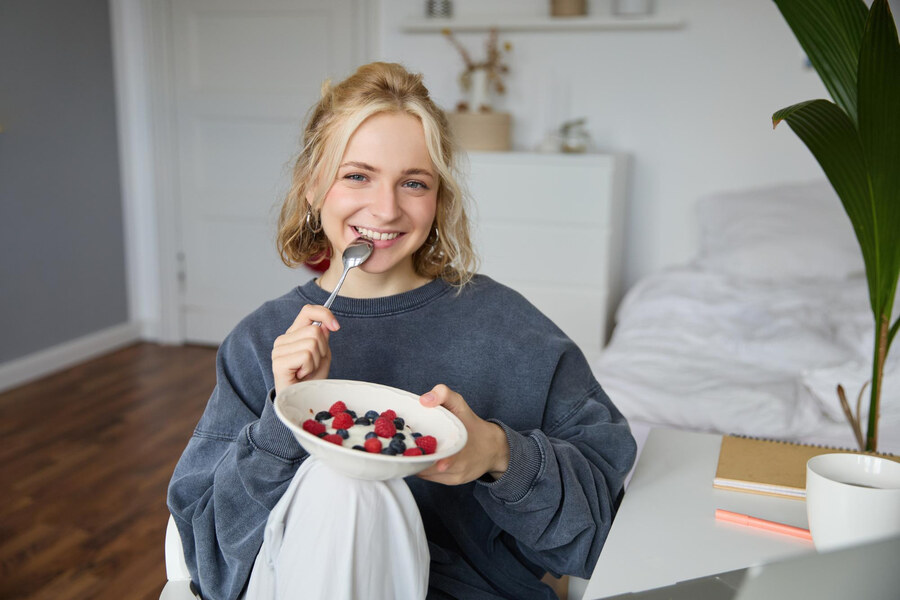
{"left": 462, "top": 151, "right": 628, "bottom": 364}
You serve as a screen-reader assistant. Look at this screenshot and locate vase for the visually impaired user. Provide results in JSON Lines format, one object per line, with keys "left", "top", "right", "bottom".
{"left": 468, "top": 67, "right": 490, "bottom": 112}
{"left": 613, "top": 0, "right": 654, "bottom": 16}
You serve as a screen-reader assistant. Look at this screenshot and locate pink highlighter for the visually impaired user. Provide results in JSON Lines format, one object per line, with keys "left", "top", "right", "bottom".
{"left": 715, "top": 508, "right": 813, "bottom": 542}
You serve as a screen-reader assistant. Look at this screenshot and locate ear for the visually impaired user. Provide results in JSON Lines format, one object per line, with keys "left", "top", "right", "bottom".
{"left": 305, "top": 177, "right": 323, "bottom": 211}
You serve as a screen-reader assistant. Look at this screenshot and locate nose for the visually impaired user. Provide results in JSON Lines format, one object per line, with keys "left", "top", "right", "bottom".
{"left": 369, "top": 182, "right": 402, "bottom": 221}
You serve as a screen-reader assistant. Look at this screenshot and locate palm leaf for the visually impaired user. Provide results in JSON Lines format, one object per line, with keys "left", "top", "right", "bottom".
{"left": 858, "top": 0, "right": 900, "bottom": 320}
{"left": 774, "top": 0, "right": 868, "bottom": 124}
{"left": 772, "top": 100, "right": 877, "bottom": 309}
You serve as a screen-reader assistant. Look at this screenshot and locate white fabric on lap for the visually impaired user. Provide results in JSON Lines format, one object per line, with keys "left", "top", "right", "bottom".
{"left": 245, "top": 458, "right": 430, "bottom": 600}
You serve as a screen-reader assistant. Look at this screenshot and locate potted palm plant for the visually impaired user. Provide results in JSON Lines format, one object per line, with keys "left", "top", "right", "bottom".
{"left": 772, "top": 0, "right": 899, "bottom": 452}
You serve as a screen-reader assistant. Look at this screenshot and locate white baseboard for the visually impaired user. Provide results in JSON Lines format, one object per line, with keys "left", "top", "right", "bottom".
{"left": 0, "top": 322, "right": 143, "bottom": 394}
{"left": 139, "top": 317, "right": 163, "bottom": 343}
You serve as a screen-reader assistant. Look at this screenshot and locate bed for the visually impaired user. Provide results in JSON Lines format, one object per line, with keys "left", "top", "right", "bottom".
{"left": 592, "top": 180, "right": 900, "bottom": 456}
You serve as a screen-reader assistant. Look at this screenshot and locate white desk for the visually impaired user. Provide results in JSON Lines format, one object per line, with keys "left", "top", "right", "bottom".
{"left": 583, "top": 428, "right": 816, "bottom": 599}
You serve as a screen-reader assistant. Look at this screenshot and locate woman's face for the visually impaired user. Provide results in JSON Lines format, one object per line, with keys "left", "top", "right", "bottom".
{"left": 317, "top": 111, "right": 438, "bottom": 292}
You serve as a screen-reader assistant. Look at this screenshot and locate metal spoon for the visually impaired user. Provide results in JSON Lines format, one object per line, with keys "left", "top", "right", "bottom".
{"left": 313, "top": 238, "right": 374, "bottom": 326}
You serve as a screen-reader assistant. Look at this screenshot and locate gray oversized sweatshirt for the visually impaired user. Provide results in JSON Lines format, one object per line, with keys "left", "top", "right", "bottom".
{"left": 168, "top": 275, "right": 636, "bottom": 599}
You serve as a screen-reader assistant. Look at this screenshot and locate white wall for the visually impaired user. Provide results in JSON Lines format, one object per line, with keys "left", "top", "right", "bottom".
{"left": 376, "top": 0, "right": 833, "bottom": 287}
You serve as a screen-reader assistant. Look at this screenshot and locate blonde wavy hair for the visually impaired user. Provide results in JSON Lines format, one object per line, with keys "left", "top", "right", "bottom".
{"left": 277, "top": 62, "right": 478, "bottom": 286}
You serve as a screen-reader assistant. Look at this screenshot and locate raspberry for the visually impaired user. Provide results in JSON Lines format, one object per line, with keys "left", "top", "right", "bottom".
{"left": 374, "top": 417, "right": 396, "bottom": 438}
{"left": 332, "top": 412, "right": 354, "bottom": 430}
{"left": 403, "top": 448, "right": 425, "bottom": 456}
{"left": 322, "top": 433, "right": 344, "bottom": 446}
{"left": 328, "top": 401, "right": 347, "bottom": 416}
{"left": 302, "top": 419, "right": 326, "bottom": 436}
{"left": 364, "top": 437, "right": 383, "bottom": 453}
{"left": 415, "top": 435, "right": 437, "bottom": 455}
{"left": 380, "top": 409, "right": 397, "bottom": 421}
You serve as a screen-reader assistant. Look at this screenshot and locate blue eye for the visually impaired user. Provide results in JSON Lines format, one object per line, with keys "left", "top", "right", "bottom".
{"left": 403, "top": 180, "right": 427, "bottom": 190}
{"left": 345, "top": 173, "right": 366, "bottom": 182}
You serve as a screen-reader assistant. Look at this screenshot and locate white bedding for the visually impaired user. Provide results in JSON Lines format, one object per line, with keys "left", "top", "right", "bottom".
{"left": 593, "top": 181, "right": 900, "bottom": 453}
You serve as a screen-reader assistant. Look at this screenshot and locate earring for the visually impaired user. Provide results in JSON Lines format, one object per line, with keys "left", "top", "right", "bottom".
{"left": 305, "top": 207, "right": 323, "bottom": 234}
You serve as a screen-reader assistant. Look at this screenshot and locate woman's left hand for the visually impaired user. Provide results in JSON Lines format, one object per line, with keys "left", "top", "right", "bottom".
{"left": 415, "top": 384, "right": 510, "bottom": 485}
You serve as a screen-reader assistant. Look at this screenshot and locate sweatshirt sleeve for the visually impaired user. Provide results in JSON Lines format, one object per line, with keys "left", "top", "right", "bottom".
{"left": 167, "top": 325, "right": 306, "bottom": 600}
{"left": 473, "top": 345, "right": 637, "bottom": 579}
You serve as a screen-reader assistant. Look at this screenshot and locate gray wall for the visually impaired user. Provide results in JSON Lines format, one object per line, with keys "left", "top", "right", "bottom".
{"left": 0, "top": 0, "right": 128, "bottom": 363}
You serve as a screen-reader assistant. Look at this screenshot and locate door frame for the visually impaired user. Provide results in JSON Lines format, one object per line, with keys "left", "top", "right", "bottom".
{"left": 109, "top": 0, "right": 378, "bottom": 344}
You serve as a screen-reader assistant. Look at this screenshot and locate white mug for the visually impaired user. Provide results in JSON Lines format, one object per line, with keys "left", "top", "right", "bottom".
{"left": 806, "top": 453, "right": 900, "bottom": 552}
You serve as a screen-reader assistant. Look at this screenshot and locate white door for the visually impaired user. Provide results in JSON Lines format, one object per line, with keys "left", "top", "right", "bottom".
{"left": 169, "top": 0, "right": 369, "bottom": 344}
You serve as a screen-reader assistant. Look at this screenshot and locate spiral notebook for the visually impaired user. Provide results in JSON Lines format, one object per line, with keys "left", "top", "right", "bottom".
{"left": 713, "top": 435, "right": 898, "bottom": 500}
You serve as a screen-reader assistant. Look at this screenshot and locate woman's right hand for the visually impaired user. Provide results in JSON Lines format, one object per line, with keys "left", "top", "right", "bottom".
{"left": 272, "top": 305, "right": 340, "bottom": 394}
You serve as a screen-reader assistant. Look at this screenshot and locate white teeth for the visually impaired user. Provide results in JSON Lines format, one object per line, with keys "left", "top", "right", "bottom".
{"left": 355, "top": 226, "right": 399, "bottom": 241}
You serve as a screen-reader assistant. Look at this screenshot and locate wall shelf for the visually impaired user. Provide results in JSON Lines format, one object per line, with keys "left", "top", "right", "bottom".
{"left": 401, "top": 15, "right": 685, "bottom": 33}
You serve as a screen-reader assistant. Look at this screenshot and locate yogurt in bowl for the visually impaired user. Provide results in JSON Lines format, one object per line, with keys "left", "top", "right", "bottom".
{"left": 275, "top": 379, "right": 468, "bottom": 480}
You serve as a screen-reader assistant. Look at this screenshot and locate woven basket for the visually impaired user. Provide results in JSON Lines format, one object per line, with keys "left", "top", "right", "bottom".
{"left": 447, "top": 112, "right": 512, "bottom": 152}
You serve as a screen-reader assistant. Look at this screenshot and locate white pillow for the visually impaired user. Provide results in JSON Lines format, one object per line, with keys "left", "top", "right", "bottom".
{"left": 695, "top": 180, "right": 865, "bottom": 281}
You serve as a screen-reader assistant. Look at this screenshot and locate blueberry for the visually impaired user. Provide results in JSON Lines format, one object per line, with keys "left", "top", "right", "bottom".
{"left": 392, "top": 433, "right": 406, "bottom": 441}
{"left": 355, "top": 417, "right": 372, "bottom": 426}
{"left": 364, "top": 410, "right": 380, "bottom": 420}
{"left": 411, "top": 432, "right": 422, "bottom": 438}
{"left": 352, "top": 445, "right": 365, "bottom": 451}
{"left": 381, "top": 448, "right": 397, "bottom": 455}
{"left": 336, "top": 429, "right": 349, "bottom": 439}
{"left": 315, "top": 411, "right": 333, "bottom": 421}
{"left": 389, "top": 438, "right": 406, "bottom": 453}
{"left": 365, "top": 432, "right": 377, "bottom": 440}
{"left": 393, "top": 417, "right": 405, "bottom": 429}
{"left": 317, "top": 432, "right": 327, "bottom": 438}
{"left": 346, "top": 409, "right": 357, "bottom": 419}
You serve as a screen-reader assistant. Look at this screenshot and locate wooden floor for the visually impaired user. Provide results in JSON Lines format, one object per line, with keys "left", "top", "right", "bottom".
{"left": 0, "top": 343, "right": 217, "bottom": 600}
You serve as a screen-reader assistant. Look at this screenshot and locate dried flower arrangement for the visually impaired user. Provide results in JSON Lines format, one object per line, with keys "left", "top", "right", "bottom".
{"left": 442, "top": 28, "right": 512, "bottom": 112}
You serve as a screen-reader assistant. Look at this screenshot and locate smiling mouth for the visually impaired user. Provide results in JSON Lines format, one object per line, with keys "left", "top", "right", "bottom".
{"left": 353, "top": 226, "right": 401, "bottom": 241}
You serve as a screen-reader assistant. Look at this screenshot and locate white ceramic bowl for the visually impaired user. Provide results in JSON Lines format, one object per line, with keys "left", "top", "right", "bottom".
{"left": 806, "top": 453, "right": 900, "bottom": 551}
{"left": 275, "top": 379, "right": 468, "bottom": 480}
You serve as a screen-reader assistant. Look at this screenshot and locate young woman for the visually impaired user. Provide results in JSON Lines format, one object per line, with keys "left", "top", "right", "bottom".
{"left": 168, "top": 62, "right": 636, "bottom": 600}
